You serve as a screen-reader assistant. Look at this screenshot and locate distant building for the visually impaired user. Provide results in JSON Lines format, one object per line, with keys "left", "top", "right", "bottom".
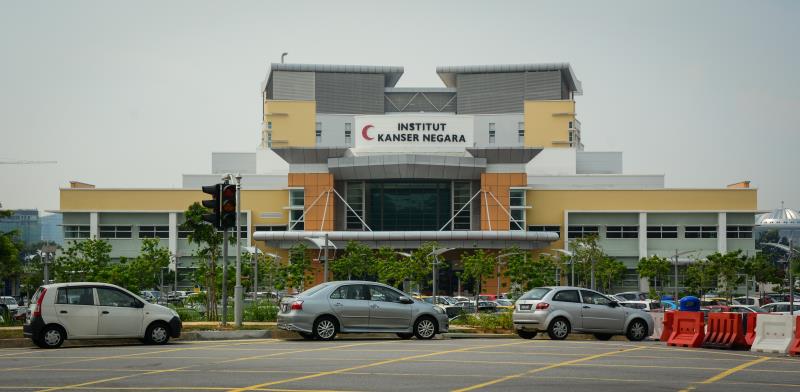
{"left": 57, "top": 62, "right": 758, "bottom": 294}
{"left": 40, "top": 213, "right": 64, "bottom": 246}
{"left": 0, "top": 209, "right": 41, "bottom": 246}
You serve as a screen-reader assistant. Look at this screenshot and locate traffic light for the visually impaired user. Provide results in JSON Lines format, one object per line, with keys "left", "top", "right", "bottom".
{"left": 220, "top": 183, "right": 237, "bottom": 229}
{"left": 201, "top": 184, "right": 221, "bottom": 229}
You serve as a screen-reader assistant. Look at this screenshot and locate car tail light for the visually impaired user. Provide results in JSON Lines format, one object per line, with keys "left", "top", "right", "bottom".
{"left": 535, "top": 302, "right": 550, "bottom": 310}
{"left": 32, "top": 287, "right": 47, "bottom": 318}
{"left": 290, "top": 300, "right": 303, "bottom": 310}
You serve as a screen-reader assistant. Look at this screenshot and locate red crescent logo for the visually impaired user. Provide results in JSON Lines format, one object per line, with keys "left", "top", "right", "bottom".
{"left": 361, "top": 125, "right": 374, "bottom": 141}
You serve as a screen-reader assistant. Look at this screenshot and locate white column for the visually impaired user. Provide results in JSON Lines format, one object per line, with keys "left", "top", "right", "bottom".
{"left": 89, "top": 212, "right": 98, "bottom": 239}
{"left": 639, "top": 212, "right": 650, "bottom": 292}
{"left": 169, "top": 213, "right": 178, "bottom": 271}
{"left": 717, "top": 212, "right": 727, "bottom": 253}
{"left": 247, "top": 210, "right": 253, "bottom": 246}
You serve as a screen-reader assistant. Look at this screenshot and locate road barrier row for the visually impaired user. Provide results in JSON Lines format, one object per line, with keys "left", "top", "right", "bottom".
{"left": 660, "top": 311, "right": 799, "bottom": 355}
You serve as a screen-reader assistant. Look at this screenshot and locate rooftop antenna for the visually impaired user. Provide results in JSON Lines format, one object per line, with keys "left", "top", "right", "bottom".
{"left": 281, "top": 52, "right": 288, "bottom": 64}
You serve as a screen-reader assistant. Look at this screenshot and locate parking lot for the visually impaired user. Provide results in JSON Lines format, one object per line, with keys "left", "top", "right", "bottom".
{"left": 0, "top": 337, "right": 798, "bottom": 392}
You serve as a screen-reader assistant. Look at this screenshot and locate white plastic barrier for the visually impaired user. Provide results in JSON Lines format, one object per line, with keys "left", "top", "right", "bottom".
{"left": 650, "top": 312, "right": 664, "bottom": 340}
{"left": 751, "top": 314, "right": 796, "bottom": 354}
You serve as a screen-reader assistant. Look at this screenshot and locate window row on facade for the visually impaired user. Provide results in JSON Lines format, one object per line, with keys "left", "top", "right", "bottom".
{"left": 525, "top": 225, "right": 753, "bottom": 239}
{"left": 63, "top": 224, "right": 289, "bottom": 240}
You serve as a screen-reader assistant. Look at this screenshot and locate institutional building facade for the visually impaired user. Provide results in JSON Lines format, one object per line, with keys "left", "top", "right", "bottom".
{"left": 58, "top": 63, "right": 758, "bottom": 293}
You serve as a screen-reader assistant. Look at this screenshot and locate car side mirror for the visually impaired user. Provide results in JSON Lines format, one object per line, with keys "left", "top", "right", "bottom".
{"left": 398, "top": 296, "right": 413, "bottom": 304}
{"left": 609, "top": 301, "right": 619, "bottom": 308}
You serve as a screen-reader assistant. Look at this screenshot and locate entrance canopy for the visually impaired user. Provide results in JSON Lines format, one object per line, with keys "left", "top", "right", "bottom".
{"left": 253, "top": 230, "right": 559, "bottom": 250}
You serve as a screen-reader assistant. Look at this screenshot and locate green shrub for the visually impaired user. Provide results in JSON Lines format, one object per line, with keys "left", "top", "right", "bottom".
{"left": 244, "top": 301, "right": 278, "bottom": 322}
{"left": 450, "top": 310, "right": 513, "bottom": 331}
{"left": 167, "top": 305, "right": 204, "bottom": 322}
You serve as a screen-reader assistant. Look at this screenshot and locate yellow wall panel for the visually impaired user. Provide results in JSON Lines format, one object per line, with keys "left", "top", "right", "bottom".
{"left": 524, "top": 100, "right": 575, "bottom": 148}
{"left": 264, "top": 100, "right": 317, "bottom": 147}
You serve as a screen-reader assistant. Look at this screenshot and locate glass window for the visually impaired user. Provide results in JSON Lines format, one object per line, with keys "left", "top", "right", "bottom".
{"left": 509, "top": 189, "right": 525, "bottom": 207}
{"left": 346, "top": 181, "right": 366, "bottom": 230}
{"left": 366, "top": 181, "right": 452, "bottom": 231}
{"left": 581, "top": 290, "right": 611, "bottom": 305}
{"left": 99, "top": 225, "right": 132, "bottom": 239}
{"left": 289, "top": 209, "right": 304, "bottom": 231}
{"left": 290, "top": 189, "right": 304, "bottom": 207}
{"left": 254, "top": 225, "right": 287, "bottom": 232}
{"left": 552, "top": 290, "right": 580, "bottom": 303}
{"left": 606, "top": 226, "right": 638, "bottom": 239}
{"left": 726, "top": 225, "right": 753, "bottom": 239}
{"left": 56, "top": 287, "right": 94, "bottom": 306}
{"left": 267, "top": 121, "right": 272, "bottom": 130}
{"left": 64, "top": 225, "right": 91, "bottom": 239}
{"left": 137, "top": 225, "right": 168, "bottom": 239}
{"left": 369, "top": 285, "right": 401, "bottom": 303}
{"left": 685, "top": 226, "right": 717, "bottom": 239}
{"left": 647, "top": 226, "right": 678, "bottom": 239}
{"left": 330, "top": 285, "right": 368, "bottom": 300}
{"left": 97, "top": 288, "right": 139, "bottom": 307}
{"left": 344, "top": 123, "right": 352, "bottom": 145}
{"left": 488, "top": 123, "right": 496, "bottom": 144}
{"left": 567, "top": 225, "right": 598, "bottom": 239}
{"left": 315, "top": 122, "right": 322, "bottom": 144}
{"left": 519, "top": 288, "right": 551, "bottom": 300}
{"left": 452, "top": 181, "right": 471, "bottom": 231}
{"left": 517, "top": 122, "right": 525, "bottom": 143}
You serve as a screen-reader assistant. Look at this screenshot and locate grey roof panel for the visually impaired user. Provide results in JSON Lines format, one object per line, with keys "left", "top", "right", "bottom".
{"left": 436, "top": 63, "right": 582, "bottom": 94}
{"left": 270, "top": 63, "right": 404, "bottom": 87}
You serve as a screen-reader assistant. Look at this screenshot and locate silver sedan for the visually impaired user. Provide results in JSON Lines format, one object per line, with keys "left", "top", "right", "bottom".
{"left": 277, "top": 281, "right": 449, "bottom": 341}
{"left": 512, "top": 286, "right": 653, "bottom": 341}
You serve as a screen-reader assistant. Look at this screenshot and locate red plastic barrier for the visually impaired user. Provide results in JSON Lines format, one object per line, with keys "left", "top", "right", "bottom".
{"left": 667, "top": 311, "right": 705, "bottom": 348}
{"left": 703, "top": 312, "right": 748, "bottom": 349}
{"left": 790, "top": 315, "right": 800, "bottom": 356}
{"left": 744, "top": 313, "right": 758, "bottom": 346}
{"left": 660, "top": 311, "right": 674, "bottom": 342}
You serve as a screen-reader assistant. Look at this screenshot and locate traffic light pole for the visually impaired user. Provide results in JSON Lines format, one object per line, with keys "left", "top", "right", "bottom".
{"left": 234, "top": 174, "right": 243, "bottom": 327}
{"left": 221, "top": 228, "right": 228, "bottom": 326}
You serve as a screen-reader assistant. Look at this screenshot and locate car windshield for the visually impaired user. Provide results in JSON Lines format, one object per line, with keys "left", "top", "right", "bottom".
{"left": 519, "top": 288, "right": 551, "bottom": 300}
{"left": 497, "top": 299, "right": 513, "bottom": 306}
{"left": 2, "top": 298, "right": 15, "bottom": 305}
{"left": 749, "top": 306, "right": 767, "bottom": 313}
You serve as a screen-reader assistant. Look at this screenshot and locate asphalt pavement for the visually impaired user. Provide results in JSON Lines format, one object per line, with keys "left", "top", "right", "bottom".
{"left": 0, "top": 337, "right": 798, "bottom": 391}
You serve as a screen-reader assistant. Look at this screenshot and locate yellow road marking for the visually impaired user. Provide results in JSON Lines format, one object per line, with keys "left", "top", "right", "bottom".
{"left": 452, "top": 346, "right": 645, "bottom": 392}
{"left": 217, "top": 341, "right": 388, "bottom": 364}
{"left": 226, "top": 340, "right": 528, "bottom": 392}
{"left": 34, "top": 366, "right": 189, "bottom": 392}
{"left": 677, "top": 356, "right": 771, "bottom": 392}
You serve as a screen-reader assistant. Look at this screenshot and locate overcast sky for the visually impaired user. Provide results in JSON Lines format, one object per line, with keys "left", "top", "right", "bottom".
{"left": 1, "top": 0, "right": 798, "bottom": 212}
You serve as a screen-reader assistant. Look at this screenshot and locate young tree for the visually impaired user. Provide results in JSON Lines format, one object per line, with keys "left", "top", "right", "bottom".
{"left": 53, "top": 239, "right": 112, "bottom": 282}
{"left": 181, "top": 202, "right": 225, "bottom": 321}
{"left": 707, "top": 250, "right": 747, "bottom": 300}
{"left": 461, "top": 249, "right": 496, "bottom": 308}
{"left": 331, "top": 241, "right": 374, "bottom": 280}
{"left": 637, "top": 255, "right": 671, "bottom": 295}
{"left": 282, "top": 243, "right": 313, "bottom": 293}
{"left": 596, "top": 256, "right": 627, "bottom": 293}
{"left": 504, "top": 250, "right": 557, "bottom": 294}
{"left": 373, "top": 246, "right": 404, "bottom": 287}
{"left": 570, "top": 234, "right": 605, "bottom": 288}
{"left": 743, "top": 253, "right": 781, "bottom": 300}
{"left": 684, "top": 258, "right": 717, "bottom": 297}
{"left": 124, "top": 238, "right": 171, "bottom": 292}
{"left": 0, "top": 232, "right": 22, "bottom": 290}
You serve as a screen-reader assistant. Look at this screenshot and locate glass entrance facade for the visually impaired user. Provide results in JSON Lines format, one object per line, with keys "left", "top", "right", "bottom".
{"left": 366, "top": 181, "right": 451, "bottom": 231}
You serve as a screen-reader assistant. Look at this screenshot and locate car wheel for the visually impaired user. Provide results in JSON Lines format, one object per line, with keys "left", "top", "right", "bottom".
{"left": 145, "top": 322, "right": 171, "bottom": 345}
{"left": 626, "top": 319, "right": 648, "bottom": 341}
{"left": 313, "top": 316, "right": 338, "bottom": 341}
{"left": 594, "top": 333, "right": 613, "bottom": 341}
{"left": 517, "top": 330, "right": 537, "bottom": 339}
{"left": 39, "top": 325, "right": 65, "bottom": 349}
{"left": 298, "top": 332, "right": 315, "bottom": 340}
{"left": 413, "top": 316, "right": 437, "bottom": 340}
{"left": 547, "top": 317, "right": 570, "bottom": 340}
{"left": 397, "top": 333, "right": 413, "bottom": 340}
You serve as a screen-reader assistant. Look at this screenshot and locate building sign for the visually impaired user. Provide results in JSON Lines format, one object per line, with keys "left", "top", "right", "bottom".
{"left": 354, "top": 115, "right": 473, "bottom": 149}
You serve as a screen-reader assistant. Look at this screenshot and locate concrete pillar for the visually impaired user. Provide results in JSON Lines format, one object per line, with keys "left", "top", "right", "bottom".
{"left": 717, "top": 212, "right": 727, "bottom": 253}
{"left": 89, "top": 212, "right": 98, "bottom": 239}
{"left": 638, "top": 212, "right": 650, "bottom": 293}
{"left": 169, "top": 213, "right": 178, "bottom": 272}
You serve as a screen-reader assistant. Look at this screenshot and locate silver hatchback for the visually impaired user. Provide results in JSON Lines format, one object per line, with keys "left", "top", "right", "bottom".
{"left": 512, "top": 286, "right": 653, "bottom": 341}
{"left": 277, "top": 281, "right": 449, "bottom": 341}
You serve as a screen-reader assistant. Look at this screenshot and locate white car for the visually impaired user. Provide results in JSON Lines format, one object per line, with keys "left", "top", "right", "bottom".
{"left": 761, "top": 302, "right": 800, "bottom": 315}
{"left": 1, "top": 296, "right": 20, "bottom": 316}
{"left": 24, "top": 282, "right": 182, "bottom": 349}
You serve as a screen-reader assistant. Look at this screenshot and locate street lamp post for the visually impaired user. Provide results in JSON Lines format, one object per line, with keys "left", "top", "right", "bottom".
{"left": 305, "top": 236, "right": 336, "bottom": 283}
{"left": 396, "top": 252, "right": 412, "bottom": 293}
{"left": 427, "top": 247, "right": 454, "bottom": 307}
{"left": 554, "top": 249, "right": 574, "bottom": 286}
{"left": 234, "top": 173, "right": 243, "bottom": 327}
{"left": 672, "top": 249, "right": 700, "bottom": 301}
{"left": 763, "top": 241, "right": 797, "bottom": 315}
{"left": 496, "top": 252, "right": 522, "bottom": 296}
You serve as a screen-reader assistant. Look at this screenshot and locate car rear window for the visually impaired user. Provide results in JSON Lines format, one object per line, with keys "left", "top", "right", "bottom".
{"left": 297, "top": 283, "right": 330, "bottom": 297}
{"left": 552, "top": 290, "right": 580, "bottom": 303}
{"left": 519, "top": 288, "right": 551, "bottom": 301}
